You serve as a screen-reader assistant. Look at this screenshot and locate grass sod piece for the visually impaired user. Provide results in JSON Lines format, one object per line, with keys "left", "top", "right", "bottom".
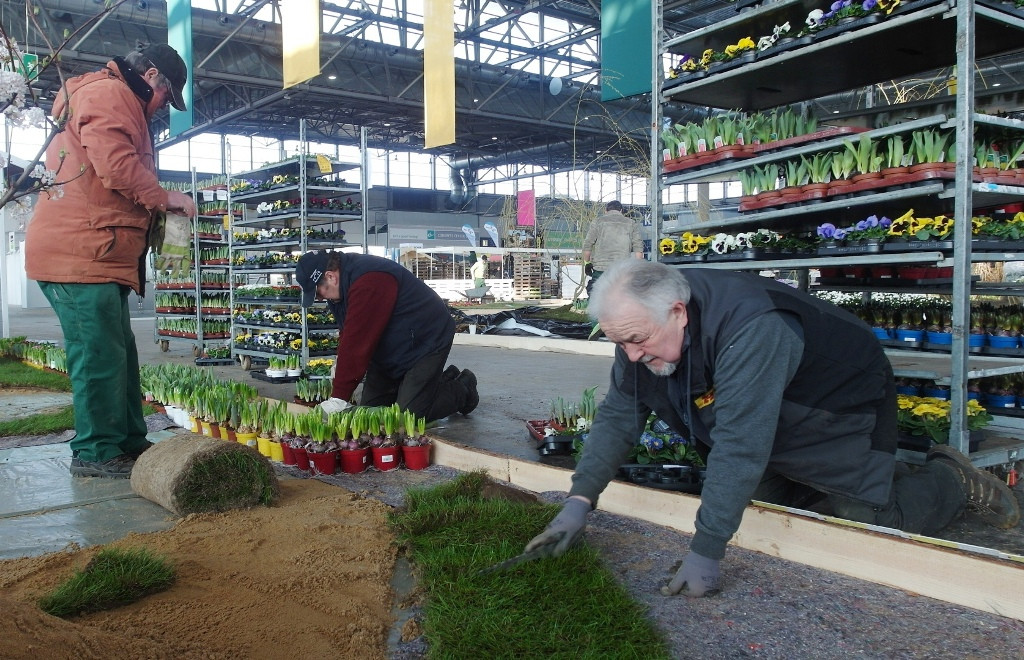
{"left": 389, "top": 472, "right": 671, "bottom": 658}
{"left": 37, "top": 547, "right": 175, "bottom": 618}
{"left": 0, "top": 357, "right": 157, "bottom": 436}
{"left": 0, "top": 406, "right": 75, "bottom": 436}
{"left": 0, "top": 356, "right": 72, "bottom": 391}
{"left": 131, "top": 435, "right": 279, "bottom": 516}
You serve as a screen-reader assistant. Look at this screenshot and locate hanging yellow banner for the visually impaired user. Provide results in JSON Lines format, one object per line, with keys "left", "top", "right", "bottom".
{"left": 424, "top": 0, "right": 455, "bottom": 147}
{"left": 282, "top": 0, "right": 320, "bottom": 89}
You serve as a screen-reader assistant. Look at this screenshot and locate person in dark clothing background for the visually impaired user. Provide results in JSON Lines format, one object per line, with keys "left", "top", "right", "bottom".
{"left": 525, "top": 259, "right": 1019, "bottom": 597}
{"left": 294, "top": 250, "right": 478, "bottom": 421}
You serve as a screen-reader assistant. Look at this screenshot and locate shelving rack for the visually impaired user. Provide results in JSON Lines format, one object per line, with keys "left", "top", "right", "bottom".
{"left": 651, "top": 0, "right": 1024, "bottom": 466}
{"left": 227, "top": 121, "right": 369, "bottom": 371}
{"left": 153, "top": 170, "right": 233, "bottom": 361}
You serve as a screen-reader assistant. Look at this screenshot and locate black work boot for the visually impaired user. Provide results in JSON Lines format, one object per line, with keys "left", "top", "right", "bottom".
{"left": 442, "top": 365, "right": 461, "bottom": 381}
{"left": 125, "top": 441, "right": 155, "bottom": 460}
{"left": 457, "top": 369, "right": 479, "bottom": 415}
{"left": 69, "top": 454, "right": 136, "bottom": 479}
{"left": 927, "top": 444, "right": 1020, "bottom": 529}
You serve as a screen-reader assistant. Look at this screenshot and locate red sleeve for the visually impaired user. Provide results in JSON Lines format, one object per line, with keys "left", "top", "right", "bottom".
{"left": 331, "top": 271, "right": 398, "bottom": 400}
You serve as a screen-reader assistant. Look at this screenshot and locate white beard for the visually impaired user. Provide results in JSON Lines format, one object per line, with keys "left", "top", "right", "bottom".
{"left": 642, "top": 358, "right": 678, "bottom": 377}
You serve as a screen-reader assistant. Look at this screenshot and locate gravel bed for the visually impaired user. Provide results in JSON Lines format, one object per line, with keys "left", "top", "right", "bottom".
{"left": 289, "top": 463, "right": 1024, "bottom": 659}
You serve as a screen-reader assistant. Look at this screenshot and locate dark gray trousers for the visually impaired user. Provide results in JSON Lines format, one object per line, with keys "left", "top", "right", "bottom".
{"left": 359, "top": 336, "right": 466, "bottom": 421}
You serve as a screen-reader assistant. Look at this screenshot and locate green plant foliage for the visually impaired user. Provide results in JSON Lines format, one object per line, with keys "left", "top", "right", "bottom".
{"left": 37, "top": 547, "right": 175, "bottom": 618}
{"left": 388, "top": 472, "right": 671, "bottom": 658}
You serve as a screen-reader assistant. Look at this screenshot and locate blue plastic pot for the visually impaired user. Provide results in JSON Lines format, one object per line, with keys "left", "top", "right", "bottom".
{"left": 987, "top": 394, "right": 1017, "bottom": 408}
{"left": 988, "top": 335, "right": 1020, "bottom": 349}
{"left": 872, "top": 327, "right": 892, "bottom": 340}
{"left": 895, "top": 329, "right": 924, "bottom": 343}
{"left": 921, "top": 388, "right": 950, "bottom": 400}
{"left": 925, "top": 331, "right": 952, "bottom": 345}
{"left": 896, "top": 386, "right": 921, "bottom": 396}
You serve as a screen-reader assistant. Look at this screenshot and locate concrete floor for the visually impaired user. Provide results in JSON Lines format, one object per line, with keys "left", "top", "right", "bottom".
{"left": 1, "top": 305, "right": 615, "bottom": 466}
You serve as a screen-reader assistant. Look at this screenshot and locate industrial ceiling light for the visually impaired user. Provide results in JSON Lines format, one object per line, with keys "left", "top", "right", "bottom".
{"left": 328, "top": 74, "right": 337, "bottom": 80}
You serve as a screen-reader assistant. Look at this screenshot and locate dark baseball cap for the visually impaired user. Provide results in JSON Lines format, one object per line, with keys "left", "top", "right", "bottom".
{"left": 295, "top": 250, "right": 332, "bottom": 307}
{"left": 141, "top": 44, "right": 187, "bottom": 111}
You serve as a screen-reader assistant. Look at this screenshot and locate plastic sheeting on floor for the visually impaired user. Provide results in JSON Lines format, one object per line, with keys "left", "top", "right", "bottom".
{"left": 0, "top": 430, "right": 179, "bottom": 560}
{"left": 451, "top": 306, "right": 593, "bottom": 339}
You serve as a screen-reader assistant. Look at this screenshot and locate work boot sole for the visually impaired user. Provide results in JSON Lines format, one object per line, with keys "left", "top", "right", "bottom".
{"left": 458, "top": 369, "right": 479, "bottom": 415}
{"left": 928, "top": 444, "right": 1020, "bottom": 529}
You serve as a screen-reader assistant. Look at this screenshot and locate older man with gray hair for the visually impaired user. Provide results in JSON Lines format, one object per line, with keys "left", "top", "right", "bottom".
{"left": 525, "top": 259, "right": 1019, "bottom": 597}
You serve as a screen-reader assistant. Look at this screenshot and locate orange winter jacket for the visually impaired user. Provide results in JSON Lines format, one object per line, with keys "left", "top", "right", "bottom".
{"left": 25, "top": 60, "right": 168, "bottom": 293}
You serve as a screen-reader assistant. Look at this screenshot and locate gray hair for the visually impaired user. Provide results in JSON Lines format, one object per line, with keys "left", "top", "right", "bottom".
{"left": 124, "top": 50, "right": 171, "bottom": 91}
{"left": 588, "top": 259, "right": 691, "bottom": 324}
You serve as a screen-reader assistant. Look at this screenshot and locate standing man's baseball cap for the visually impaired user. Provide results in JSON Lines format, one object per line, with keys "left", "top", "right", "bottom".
{"left": 140, "top": 44, "right": 188, "bottom": 111}
{"left": 295, "top": 251, "right": 332, "bottom": 307}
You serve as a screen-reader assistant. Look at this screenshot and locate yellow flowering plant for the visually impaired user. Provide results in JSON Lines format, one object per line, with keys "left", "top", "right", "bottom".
{"left": 897, "top": 394, "right": 993, "bottom": 443}
{"left": 886, "top": 209, "right": 954, "bottom": 240}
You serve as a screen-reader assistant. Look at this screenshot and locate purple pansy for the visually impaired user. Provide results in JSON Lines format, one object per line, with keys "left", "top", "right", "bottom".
{"left": 817, "top": 223, "right": 838, "bottom": 238}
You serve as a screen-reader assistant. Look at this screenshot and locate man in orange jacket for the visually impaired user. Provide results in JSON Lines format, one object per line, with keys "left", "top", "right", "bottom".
{"left": 25, "top": 44, "right": 196, "bottom": 478}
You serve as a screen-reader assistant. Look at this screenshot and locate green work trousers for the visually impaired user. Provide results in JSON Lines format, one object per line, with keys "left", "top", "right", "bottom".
{"left": 39, "top": 282, "right": 149, "bottom": 462}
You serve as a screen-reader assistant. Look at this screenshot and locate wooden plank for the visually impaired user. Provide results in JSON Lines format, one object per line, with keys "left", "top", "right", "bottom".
{"left": 429, "top": 439, "right": 1024, "bottom": 621}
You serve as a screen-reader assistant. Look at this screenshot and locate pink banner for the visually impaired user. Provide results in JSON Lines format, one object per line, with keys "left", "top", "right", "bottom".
{"left": 517, "top": 190, "right": 536, "bottom": 226}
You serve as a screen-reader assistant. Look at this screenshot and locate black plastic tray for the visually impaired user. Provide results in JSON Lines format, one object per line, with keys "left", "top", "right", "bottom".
{"left": 617, "top": 464, "right": 704, "bottom": 494}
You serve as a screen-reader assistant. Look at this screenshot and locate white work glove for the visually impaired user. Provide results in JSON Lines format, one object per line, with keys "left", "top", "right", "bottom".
{"left": 318, "top": 397, "right": 351, "bottom": 419}
{"left": 524, "top": 497, "right": 590, "bottom": 557}
{"left": 663, "top": 551, "right": 721, "bottom": 597}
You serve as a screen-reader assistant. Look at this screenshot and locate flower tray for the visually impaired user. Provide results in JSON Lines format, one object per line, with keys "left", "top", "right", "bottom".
{"left": 617, "top": 464, "right": 703, "bottom": 494}
{"left": 971, "top": 240, "right": 1024, "bottom": 252}
{"left": 660, "top": 254, "right": 708, "bottom": 264}
{"left": 250, "top": 371, "right": 300, "bottom": 384}
{"left": 981, "top": 345, "right": 1024, "bottom": 357}
{"left": 883, "top": 240, "right": 953, "bottom": 253}
{"left": 816, "top": 243, "right": 883, "bottom": 256}
{"left": 525, "top": 419, "right": 580, "bottom": 453}
{"left": 897, "top": 431, "right": 983, "bottom": 454}
{"left": 195, "top": 357, "right": 235, "bottom": 366}
{"left": 662, "top": 147, "right": 754, "bottom": 174}
{"left": 748, "top": 126, "right": 867, "bottom": 155}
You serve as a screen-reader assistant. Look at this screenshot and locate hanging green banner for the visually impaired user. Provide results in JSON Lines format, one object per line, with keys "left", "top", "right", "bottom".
{"left": 167, "top": 0, "right": 193, "bottom": 136}
{"left": 601, "top": 0, "right": 652, "bottom": 101}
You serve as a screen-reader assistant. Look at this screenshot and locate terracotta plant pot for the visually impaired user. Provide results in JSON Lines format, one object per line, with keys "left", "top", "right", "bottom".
{"left": 308, "top": 450, "right": 338, "bottom": 476}
{"left": 340, "top": 447, "right": 370, "bottom": 473}
{"left": 401, "top": 444, "right": 431, "bottom": 470}
{"left": 372, "top": 446, "right": 400, "bottom": 471}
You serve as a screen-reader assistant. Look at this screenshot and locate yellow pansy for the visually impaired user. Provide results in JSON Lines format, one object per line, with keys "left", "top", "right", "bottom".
{"left": 659, "top": 238, "right": 678, "bottom": 255}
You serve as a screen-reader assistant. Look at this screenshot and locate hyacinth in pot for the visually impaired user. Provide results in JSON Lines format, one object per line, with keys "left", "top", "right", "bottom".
{"left": 371, "top": 405, "right": 401, "bottom": 471}
{"left": 304, "top": 412, "right": 340, "bottom": 475}
{"left": 400, "top": 409, "right": 432, "bottom": 470}
{"left": 337, "top": 407, "right": 371, "bottom": 473}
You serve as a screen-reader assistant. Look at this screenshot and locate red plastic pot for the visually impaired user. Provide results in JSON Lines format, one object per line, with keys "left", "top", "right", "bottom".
{"left": 401, "top": 444, "right": 431, "bottom": 470}
{"left": 340, "top": 448, "right": 370, "bottom": 473}
{"left": 293, "top": 446, "right": 310, "bottom": 471}
{"left": 281, "top": 443, "right": 296, "bottom": 466}
{"left": 308, "top": 450, "right": 338, "bottom": 476}
{"left": 372, "top": 446, "right": 400, "bottom": 471}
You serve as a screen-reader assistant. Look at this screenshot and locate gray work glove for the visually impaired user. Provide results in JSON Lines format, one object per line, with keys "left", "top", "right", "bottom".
{"left": 524, "top": 497, "right": 590, "bottom": 557}
{"left": 664, "top": 551, "right": 721, "bottom": 597}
